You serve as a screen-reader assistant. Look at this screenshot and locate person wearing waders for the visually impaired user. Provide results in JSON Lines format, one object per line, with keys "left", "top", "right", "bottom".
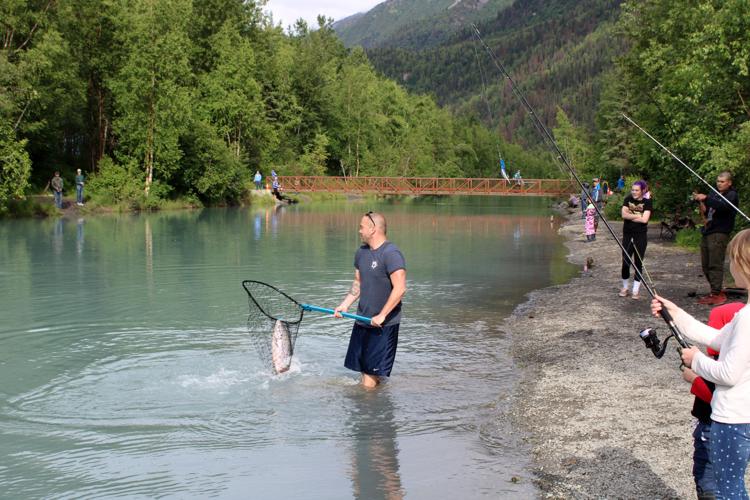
{"left": 334, "top": 212, "right": 406, "bottom": 389}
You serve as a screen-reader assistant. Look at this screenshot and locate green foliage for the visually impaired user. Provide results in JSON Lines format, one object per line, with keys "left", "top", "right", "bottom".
{"left": 334, "top": 0, "right": 514, "bottom": 49}
{"left": 606, "top": 0, "right": 750, "bottom": 217}
{"left": 86, "top": 156, "right": 144, "bottom": 206}
{"left": 675, "top": 228, "right": 702, "bottom": 250}
{"left": 295, "top": 133, "right": 330, "bottom": 176}
{"left": 179, "top": 119, "right": 246, "bottom": 202}
{"left": 4, "top": 197, "right": 57, "bottom": 218}
{"left": 553, "top": 108, "right": 595, "bottom": 177}
{"left": 110, "top": 0, "right": 194, "bottom": 193}
{"left": 604, "top": 192, "right": 624, "bottom": 220}
{"left": 5, "top": 0, "right": 567, "bottom": 217}
{"left": 197, "top": 22, "right": 271, "bottom": 166}
{"left": 0, "top": 120, "right": 31, "bottom": 213}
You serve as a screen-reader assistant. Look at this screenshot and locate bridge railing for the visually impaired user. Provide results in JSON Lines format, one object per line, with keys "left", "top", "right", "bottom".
{"left": 277, "top": 176, "right": 577, "bottom": 196}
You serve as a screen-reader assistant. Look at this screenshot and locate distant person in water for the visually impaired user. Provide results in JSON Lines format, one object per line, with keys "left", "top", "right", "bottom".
{"left": 335, "top": 212, "right": 406, "bottom": 389}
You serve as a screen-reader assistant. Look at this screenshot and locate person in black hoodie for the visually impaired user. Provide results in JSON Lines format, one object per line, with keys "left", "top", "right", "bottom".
{"left": 693, "top": 172, "right": 739, "bottom": 305}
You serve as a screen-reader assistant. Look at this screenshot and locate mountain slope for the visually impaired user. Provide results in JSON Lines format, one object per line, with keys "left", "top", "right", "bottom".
{"left": 333, "top": 0, "right": 513, "bottom": 49}
{"left": 364, "top": 0, "right": 624, "bottom": 144}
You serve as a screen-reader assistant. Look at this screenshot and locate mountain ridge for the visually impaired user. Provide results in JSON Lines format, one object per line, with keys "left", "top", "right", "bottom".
{"left": 355, "top": 0, "right": 623, "bottom": 145}
{"left": 333, "top": 0, "right": 514, "bottom": 49}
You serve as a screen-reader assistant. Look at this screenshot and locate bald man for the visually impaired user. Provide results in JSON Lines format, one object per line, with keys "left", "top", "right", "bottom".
{"left": 335, "top": 212, "right": 407, "bottom": 388}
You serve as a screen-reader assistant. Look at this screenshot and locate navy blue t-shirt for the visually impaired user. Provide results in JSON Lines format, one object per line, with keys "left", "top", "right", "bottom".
{"left": 354, "top": 241, "right": 405, "bottom": 327}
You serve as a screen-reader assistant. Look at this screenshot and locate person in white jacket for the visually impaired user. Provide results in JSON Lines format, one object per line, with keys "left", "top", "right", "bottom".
{"left": 652, "top": 228, "right": 750, "bottom": 499}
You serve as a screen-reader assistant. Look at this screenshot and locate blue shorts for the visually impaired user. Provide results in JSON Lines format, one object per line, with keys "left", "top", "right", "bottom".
{"left": 344, "top": 323, "right": 399, "bottom": 377}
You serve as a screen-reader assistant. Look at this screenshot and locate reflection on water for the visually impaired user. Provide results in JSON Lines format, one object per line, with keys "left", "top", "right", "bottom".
{"left": 53, "top": 217, "right": 64, "bottom": 255}
{"left": 349, "top": 388, "right": 403, "bottom": 500}
{"left": 254, "top": 212, "right": 262, "bottom": 241}
{"left": 0, "top": 198, "right": 574, "bottom": 498}
{"left": 76, "top": 218, "right": 84, "bottom": 255}
{"left": 145, "top": 218, "right": 153, "bottom": 281}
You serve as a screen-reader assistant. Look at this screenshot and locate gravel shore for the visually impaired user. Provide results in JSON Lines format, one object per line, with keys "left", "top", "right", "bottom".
{"left": 506, "top": 211, "right": 747, "bottom": 498}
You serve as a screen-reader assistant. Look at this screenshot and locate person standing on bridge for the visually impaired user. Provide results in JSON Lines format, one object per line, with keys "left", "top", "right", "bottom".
{"left": 334, "top": 211, "right": 406, "bottom": 389}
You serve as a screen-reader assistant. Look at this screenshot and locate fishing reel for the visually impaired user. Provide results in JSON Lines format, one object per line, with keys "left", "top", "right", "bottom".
{"left": 638, "top": 327, "right": 675, "bottom": 359}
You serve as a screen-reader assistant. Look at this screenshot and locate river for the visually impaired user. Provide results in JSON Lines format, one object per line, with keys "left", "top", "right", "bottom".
{"left": 0, "top": 197, "right": 575, "bottom": 498}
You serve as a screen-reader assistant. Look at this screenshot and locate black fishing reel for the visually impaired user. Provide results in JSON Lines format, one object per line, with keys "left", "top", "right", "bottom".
{"left": 639, "top": 327, "right": 675, "bottom": 359}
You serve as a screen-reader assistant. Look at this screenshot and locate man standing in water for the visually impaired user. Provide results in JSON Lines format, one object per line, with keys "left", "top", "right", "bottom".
{"left": 335, "top": 212, "right": 406, "bottom": 388}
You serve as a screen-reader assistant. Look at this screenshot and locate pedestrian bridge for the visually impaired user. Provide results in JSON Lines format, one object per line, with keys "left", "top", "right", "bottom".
{"left": 278, "top": 176, "right": 576, "bottom": 197}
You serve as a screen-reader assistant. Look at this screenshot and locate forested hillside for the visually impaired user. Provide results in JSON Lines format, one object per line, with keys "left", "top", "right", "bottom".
{"left": 365, "top": 0, "right": 623, "bottom": 146}
{"left": 333, "top": 0, "right": 512, "bottom": 49}
{"left": 1, "top": 0, "right": 556, "bottom": 214}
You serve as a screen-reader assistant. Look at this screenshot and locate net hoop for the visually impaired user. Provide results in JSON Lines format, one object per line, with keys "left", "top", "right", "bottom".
{"left": 242, "top": 280, "right": 304, "bottom": 373}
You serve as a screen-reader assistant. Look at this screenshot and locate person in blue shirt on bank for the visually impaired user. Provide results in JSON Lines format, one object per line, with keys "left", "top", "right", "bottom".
{"left": 616, "top": 175, "right": 626, "bottom": 193}
{"left": 253, "top": 171, "right": 262, "bottom": 190}
{"left": 334, "top": 211, "right": 407, "bottom": 389}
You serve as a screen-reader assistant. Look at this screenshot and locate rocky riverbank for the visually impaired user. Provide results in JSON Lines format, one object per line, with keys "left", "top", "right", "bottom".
{"left": 506, "top": 212, "right": 746, "bottom": 498}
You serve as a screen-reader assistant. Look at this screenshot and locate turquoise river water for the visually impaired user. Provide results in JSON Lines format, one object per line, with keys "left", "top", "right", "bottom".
{"left": 0, "top": 197, "right": 575, "bottom": 498}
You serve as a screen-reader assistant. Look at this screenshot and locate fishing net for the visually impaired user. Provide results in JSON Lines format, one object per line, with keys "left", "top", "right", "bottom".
{"left": 242, "top": 280, "right": 304, "bottom": 374}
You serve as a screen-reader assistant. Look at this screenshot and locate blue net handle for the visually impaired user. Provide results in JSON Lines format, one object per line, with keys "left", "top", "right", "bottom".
{"left": 301, "top": 304, "right": 372, "bottom": 324}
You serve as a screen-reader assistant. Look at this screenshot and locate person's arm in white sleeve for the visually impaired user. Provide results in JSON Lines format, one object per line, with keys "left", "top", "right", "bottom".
{"left": 672, "top": 308, "right": 730, "bottom": 351}
{"left": 692, "top": 312, "right": 750, "bottom": 386}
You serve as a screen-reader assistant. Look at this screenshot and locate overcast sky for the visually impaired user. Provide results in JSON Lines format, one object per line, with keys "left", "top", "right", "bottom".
{"left": 265, "top": 0, "right": 383, "bottom": 28}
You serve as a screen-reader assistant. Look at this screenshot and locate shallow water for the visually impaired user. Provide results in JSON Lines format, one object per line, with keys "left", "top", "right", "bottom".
{"left": 0, "top": 197, "right": 575, "bottom": 498}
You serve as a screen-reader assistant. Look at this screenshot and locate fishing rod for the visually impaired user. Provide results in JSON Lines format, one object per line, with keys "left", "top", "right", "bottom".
{"left": 471, "top": 24, "right": 691, "bottom": 351}
{"left": 472, "top": 41, "right": 508, "bottom": 179}
{"left": 622, "top": 113, "right": 750, "bottom": 223}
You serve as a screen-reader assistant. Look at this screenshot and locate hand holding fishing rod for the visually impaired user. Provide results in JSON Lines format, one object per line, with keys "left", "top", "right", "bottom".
{"left": 649, "top": 295, "right": 700, "bottom": 367}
